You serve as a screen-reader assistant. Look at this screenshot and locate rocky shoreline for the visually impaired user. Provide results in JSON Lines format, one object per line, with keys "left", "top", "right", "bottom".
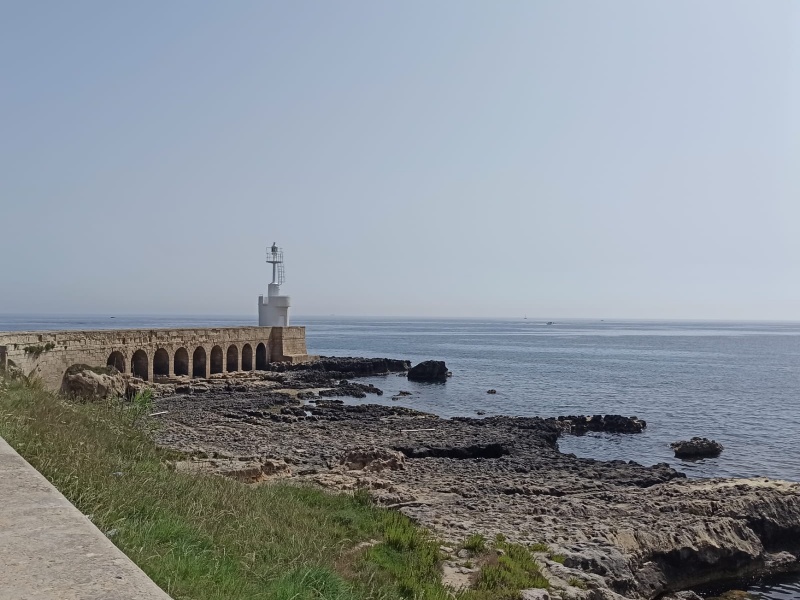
{"left": 140, "top": 357, "right": 800, "bottom": 600}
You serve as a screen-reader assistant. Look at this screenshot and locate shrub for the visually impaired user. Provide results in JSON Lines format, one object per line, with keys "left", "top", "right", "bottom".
{"left": 23, "top": 342, "right": 55, "bottom": 357}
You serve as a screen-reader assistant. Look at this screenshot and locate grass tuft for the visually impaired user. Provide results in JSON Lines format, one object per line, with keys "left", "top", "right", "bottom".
{"left": 472, "top": 539, "right": 549, "bottom": 600}
{"left": 567, "top": 576, "right": 587, "bottom": 589}
{"left": 463, "top": 533, "right": 487, "bottom": 553}
{"left": 528, "top": 542, "right": 549, "bottom": 552}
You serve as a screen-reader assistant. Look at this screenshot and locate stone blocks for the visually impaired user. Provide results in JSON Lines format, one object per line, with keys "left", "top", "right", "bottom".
{"left": 0, "top": 326, "right": 315, "bottom": 391}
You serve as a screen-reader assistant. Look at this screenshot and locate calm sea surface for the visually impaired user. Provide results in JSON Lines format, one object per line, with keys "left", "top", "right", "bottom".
{"left": 2, "top": 314, "right": 799, "bottom": 598}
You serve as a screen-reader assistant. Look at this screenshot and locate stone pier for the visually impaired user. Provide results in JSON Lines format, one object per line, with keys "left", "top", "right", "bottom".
{"left": 0, "top": 326, "right": 316, "bottom": 392}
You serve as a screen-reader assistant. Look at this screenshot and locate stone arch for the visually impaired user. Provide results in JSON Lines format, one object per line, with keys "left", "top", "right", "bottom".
{"left": 107, "top": 351, "right": 125, "bottom": 373}
{"left": 132, "top": 349, "right": 148, "bottom": 381}
{"left": 241, "top": 344, "right": 253, "bottom": 371}
{"left": 256, "top": 342, "right": 268, "bottom": 370}
{"left": 153, "top": 348, "right": 169, "bottom": 377}
{"left": 210, "top": 345, "right": 223, "bottom": 374}
{"left": 226, "top": 345, "right": 238, "bottom": 372}
{"left": 174, "top": 347, "right": 189, "bottom": 376}
{"left": 192, "top": 347, "right": 207, "bottom": 378}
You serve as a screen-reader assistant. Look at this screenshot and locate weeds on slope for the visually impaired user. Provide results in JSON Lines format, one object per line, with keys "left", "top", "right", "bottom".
{"left": 0, "top": 375, "right": 548, "bottom": 600}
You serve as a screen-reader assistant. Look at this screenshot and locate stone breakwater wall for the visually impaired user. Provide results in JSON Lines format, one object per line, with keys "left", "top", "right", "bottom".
{"left": 0, "top": 326, "right": 315, "bottom": 391}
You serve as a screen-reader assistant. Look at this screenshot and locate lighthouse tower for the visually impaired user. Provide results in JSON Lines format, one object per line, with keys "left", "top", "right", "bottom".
{"left": 258, "top": 243, "right": 291, "bottom": 327}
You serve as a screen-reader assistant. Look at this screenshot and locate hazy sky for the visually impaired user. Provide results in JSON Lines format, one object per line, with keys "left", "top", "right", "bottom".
{"left": 2, "top": 1, "right": 798, "bottom": 319}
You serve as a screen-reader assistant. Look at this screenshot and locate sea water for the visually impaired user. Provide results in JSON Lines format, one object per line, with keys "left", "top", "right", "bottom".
{"left": 303, "top": 317, "right": 800, "bottom": 483}
{"left": 2, "top": 314, "right": 799, "bottom": 597}
{"left": 304, "top": 317, "right": 800, "bottom": 599}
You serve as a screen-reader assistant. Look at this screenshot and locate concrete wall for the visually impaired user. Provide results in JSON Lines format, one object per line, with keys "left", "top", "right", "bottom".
{"left": 0, "top": 435, "right": 174, "bottom": 600}
{"left": 258, "top": 293, "right": 291, "bottom": 327}
{"left": 0, "top": 326, "right": 315, "bottom": 391}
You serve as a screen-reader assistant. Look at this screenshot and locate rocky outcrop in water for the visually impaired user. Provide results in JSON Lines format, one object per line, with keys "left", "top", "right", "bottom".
{"left": 555, "top": 414, "right": 647, "bottom": 434}
{"left": 671, "top": 437, "right": 724, "bottom": 458}
{"left": 267, "top": 356, "right": 410, "bottom": 377}
{"left": 407, "top": 360, "right": 449, "bottom": 382}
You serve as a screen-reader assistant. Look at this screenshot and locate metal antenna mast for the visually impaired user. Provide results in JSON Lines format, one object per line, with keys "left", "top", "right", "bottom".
{"left": 266, "top": 242, "right": 285, "bottom": 286}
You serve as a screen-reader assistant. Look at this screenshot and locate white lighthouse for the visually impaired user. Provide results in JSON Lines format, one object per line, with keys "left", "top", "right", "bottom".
{"left": 258, "top": 242, "right": 291, "bottom": 327}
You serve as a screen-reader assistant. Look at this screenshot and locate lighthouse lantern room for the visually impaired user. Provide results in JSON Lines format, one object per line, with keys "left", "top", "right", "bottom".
{"left": 258, "top": 243, "right": 291, "bottom": 327}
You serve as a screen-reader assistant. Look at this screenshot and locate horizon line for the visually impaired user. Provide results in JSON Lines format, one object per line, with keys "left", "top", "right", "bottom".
{"left": 1, "top": 312, "right": 799, "bottom": 325}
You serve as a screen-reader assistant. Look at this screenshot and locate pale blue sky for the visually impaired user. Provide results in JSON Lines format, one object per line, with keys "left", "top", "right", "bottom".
{"left": 2, "top": 1, "right": 798, "bottom": 319}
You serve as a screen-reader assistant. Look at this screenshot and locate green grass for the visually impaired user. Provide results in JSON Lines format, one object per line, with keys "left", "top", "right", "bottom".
{"left": 528, "top": 542, "right": 549, "bottom": 553}
{"left": 472, "top": 540, "right": 549, "bottom": 600}
{"left": 0, "top": 375, "right": 549, "bottom": 600}
{"left": 462, "top": 533, "right": 487, "bottom": 553}
{"left": 360, "top": 512, "right": 451, "bottom": 600}
{"left": 567, "top": 576, "right": 587, "bottom": 589}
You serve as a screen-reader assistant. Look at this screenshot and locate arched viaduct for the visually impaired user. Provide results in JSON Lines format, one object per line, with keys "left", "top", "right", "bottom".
{"left": 0, "top": 326, "right": 314, "bottom": 392}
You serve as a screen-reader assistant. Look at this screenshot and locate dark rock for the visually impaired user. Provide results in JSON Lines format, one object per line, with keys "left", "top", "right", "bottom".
{"left": 407, "top": 360, "right": 449, "bottom": 383}
{"left": 671, "top": 437, "right": 724, "bottom": 458}
{"left": 269, "top": 414, "right": 297, "bottom": 423}
{"left": 555, "top": 414, "right": 647, "bottom": 434}
{"left": 318, "top": 381, "right": 383, "bottom": 399}
{"left": 315, "top": 399, "right": 344, "bottom": 406}
{"left": 395, "top": 442, "right": 509, "bottom": 460}
{"left": 487, "top": 389, "right": 497, "bottom": 394}
{"left": 268, "top": 356, "right": 410, "bottom": 378}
